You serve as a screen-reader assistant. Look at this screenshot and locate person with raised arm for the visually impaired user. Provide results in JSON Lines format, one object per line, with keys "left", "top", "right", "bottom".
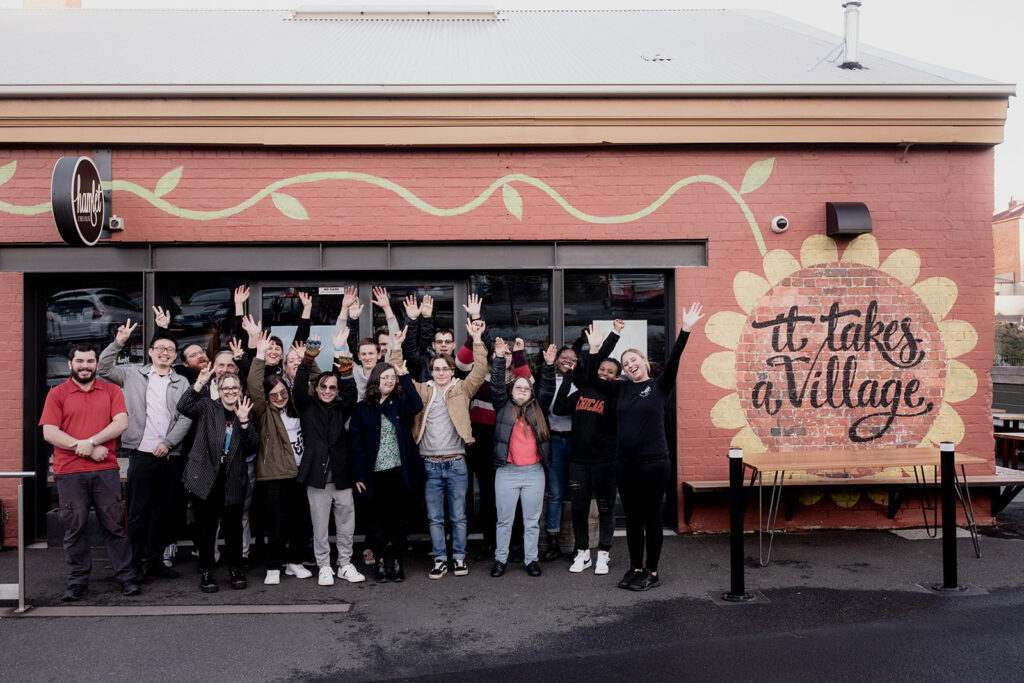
{"left": 583, "top": 303, "right": 705, "bottom": 591}
{"left": 177, "top": 365, "right": 257, "bottom": 593}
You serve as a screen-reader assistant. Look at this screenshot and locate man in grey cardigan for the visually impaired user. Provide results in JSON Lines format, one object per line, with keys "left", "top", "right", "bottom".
{"left": 99, "top": 318, "right": 192, "bottom": 580}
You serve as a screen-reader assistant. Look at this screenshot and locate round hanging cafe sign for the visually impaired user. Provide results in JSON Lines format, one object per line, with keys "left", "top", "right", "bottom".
{"left": 51, "top": 156, "right": 105, "bottom": 247}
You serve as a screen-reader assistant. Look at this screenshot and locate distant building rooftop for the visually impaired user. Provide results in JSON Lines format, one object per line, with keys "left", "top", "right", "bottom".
{"left": 0, "top": 7, "right": 1014, "bottom": 96}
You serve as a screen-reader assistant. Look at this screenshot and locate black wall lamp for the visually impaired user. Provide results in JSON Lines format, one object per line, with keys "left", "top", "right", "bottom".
{"left": 826, "top": 202, "right": 872, "bottom": 235}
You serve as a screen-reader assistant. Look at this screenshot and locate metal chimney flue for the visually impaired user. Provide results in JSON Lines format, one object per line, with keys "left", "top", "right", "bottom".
{"left": 840, "top": 1, "right": 864, "bottom": 70}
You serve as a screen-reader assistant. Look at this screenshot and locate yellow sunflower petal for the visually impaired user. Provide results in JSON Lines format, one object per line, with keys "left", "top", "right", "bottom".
{"left": 729, "top": 424, "right": 767, "bottom": 454}
{"left": 922, "top": 402, "right": 965, "bottom": 446}
{"left": 938, "top": 320, "right": 978, "bottom": 358}
{"left": 710, "top": 393, "right": 747, "bottom": 430}
{"left": 762, "top": 249, "right": 802, "bottom": 287}
{"left": 799, "top": 235, "right": 838, "bottom": 267}
{"left": 944, "top": 359, "right": 977, "bottom": 403}
{"left": 700, "top": 351, "right": 737, "bottom": 390}
{"left": 830, "top": 489, "right": 861, "bottom": 508}
{"left": 879, "top": 249, "right": 921, "bottom": 287}
{"left": 733, "top": 271, "right": 771, "bottom": 314}
{"left": 798, "top": 488, "right": 824, "bottom": 506}
{"left": 840, "top": 234, "right": 880, "bottom": 268}
{"left": 864, "top": 488, "right": 890, "bottom": 507}
{"left": 705, "top": 311, "right": 746, "bottom": 350}
{"left": 912, "top": 277, "right": 958, "bottom": 322}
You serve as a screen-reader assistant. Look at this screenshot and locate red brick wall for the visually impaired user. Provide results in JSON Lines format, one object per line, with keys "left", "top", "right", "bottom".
{"left": 0, "top": 145, "right": 996, "bottom": 533}
{"left": 993, "top": 218, "right": 1019, "bottom": 280}
{"left": 0, "top": 273, "right": 22, "bottom": 547}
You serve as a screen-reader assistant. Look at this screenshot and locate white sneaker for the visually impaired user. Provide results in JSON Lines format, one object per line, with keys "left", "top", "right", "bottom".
{"left": 318, "top": 566, "right": 335, "bottom": 586}
{"left": 264, "top": 569, "right": 281, "bottom": 585}
{"left": 569, "top": 549, "right": 592, "bottom": 573}
{"left": 338, "top": 563, "right": 366, "bottom": 583}
{"left": 595, "top": 550, "right": 610, "bottom": 575}
{"left": 285, "top": 563, "right": 313, "bottom": 579}
{"left": 162, "top": 543, "right": 176, "bottom": 568}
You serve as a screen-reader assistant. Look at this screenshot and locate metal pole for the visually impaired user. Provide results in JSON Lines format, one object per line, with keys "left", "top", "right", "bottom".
{"left": 722, "top": 447, "right": 753, "bottom": 602}
{"left": 16, "top": 482, "right": 29, "bottom": 613}
{"left": 932, "top": 441, "right": 964, "bottom": 593}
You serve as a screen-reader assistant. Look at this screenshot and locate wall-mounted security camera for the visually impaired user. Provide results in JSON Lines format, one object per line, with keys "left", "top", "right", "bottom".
{"left": 771, "top": 216, "right": 789, "bottom": 233}
{"left": 108, "top": 215, "right": 125, "bottom": 231}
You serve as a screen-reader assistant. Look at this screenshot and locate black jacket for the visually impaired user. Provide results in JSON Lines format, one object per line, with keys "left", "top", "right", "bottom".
{"left": 177, "top": 386, "right": 258, "bottom": 505}
{"left": 349, "top": 374, "right": 425, "bottom": 498}
{"left": 293, "top": 358, "right": 358, "bottom": 490}
{"left": 491, "top": 357, "right": 555, "bottom": 470}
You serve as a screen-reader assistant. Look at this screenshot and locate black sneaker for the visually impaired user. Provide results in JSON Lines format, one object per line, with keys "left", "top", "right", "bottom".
{"left": 200, "top": 569, "right": 219, "bottom": 593}
{"left": 627, "top": 569, "right": 660, "bottom": 592}
{"left": 618, "top": 568, "right": 642, "bottom": 590}
{"left": 428, "top": 559, "right": 448, "bottom": 579}
{"left": 541, "top": 534, "right": 561, "bottom": 561}
{"left": 374, "top": 560, "right": 390, "bottom": 583}
{"left": 61, "top": 584, "right": 87, "bottom": 602}
{"left": 526, "top": 561, "right": 543, "bottom": 577}
{"left": 389, "top": 558, "right": 405, "bottom": 583}
{"left": 120, "top": 580, "right": 142, "bottom": 597}
{"left": 229, "top": 567, "right": 247, "bottom": 590}
{"left": 490, "top": 560, "right": 506, "bottom": 577}
{"left": 453, "top": 558, "right": 469, "bottom": 576}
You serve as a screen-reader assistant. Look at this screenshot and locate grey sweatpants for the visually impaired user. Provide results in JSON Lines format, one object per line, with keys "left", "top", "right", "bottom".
{"left": 306, "top": 483, "right": 355, "bottom": 568}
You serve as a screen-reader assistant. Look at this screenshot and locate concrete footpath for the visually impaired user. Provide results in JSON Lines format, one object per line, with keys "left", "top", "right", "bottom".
{"left": 2, "top": 502, "right": 1023, "bottom": 682}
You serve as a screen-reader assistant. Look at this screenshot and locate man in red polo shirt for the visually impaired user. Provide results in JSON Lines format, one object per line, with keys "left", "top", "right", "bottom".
{"left": 40, "top": 343, "right": 141, "bottom": 600}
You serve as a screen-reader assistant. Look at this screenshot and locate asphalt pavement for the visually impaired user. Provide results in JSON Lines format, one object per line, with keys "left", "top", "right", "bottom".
{"left": 2, "top": 501, "right": 1023, "bottom": 682}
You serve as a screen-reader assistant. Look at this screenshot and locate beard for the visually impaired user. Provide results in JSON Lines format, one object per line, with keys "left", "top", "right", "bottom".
{"left": 73, "top": 367, "right": 95, "bottom": 383}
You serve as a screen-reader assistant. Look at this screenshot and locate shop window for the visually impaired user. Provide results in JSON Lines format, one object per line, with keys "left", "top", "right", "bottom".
{"left": 469, "top": 273, "right": 550, "bottom": 367}
{"left": 159, "top": 274, "right": 241, "bottom": 357}
{"left": 371, "top": 284, "right": 455, "bottom": 344}
{"left": 563, "top": 272, "right": 667, "bottom": 374}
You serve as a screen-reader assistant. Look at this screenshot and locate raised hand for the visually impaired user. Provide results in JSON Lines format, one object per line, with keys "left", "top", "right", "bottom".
{"left": 228, "top": 337, "right": 244, "bottom": 359}
{"left": 348, "top": 298, "right": 364, "bottom": 320}
{"left": 234, "top": 395, "right": 253, "bottom": 422}
{"left": 115, "top": 318, "right": 138, "bottom": 346}
{"left": 543, "top": 343, "right": 558, "bottom": 365}
{"left": 195, "top": 364, "right": 215, "bottom": 387}
{"left": 493, "top": 337, "right": 508, "bottom": 358}
{"left": 341, "top": 286, "right": 358, "bottom": 313}
{"left": 402, "top": 295, "right": 420, "bottom": 320}
{"left": 392, "top": 325, "right": 408, "bottom": 346}
{"left": 254, "top": 330, "right": 272, "bottom": 357}
{"left": 513, "top": 338, "right": 525, "bottom": 353}
{"left": 233, "top": 285, "right": 250, "bottom": 315}
{"left": 421, "top": 294, "right": 434, "bottom": 318}
{"left": 466, "top": 318, "right": 485, "bottom": 341}
{"left": 372, "top": 286, "right": 392, "bottom": 313}
{"left": 298, "top": 291, "right": 313, "bottom": 318}
{"left": 463, "top": 293, "right": 482, "bottom": 319}
{"left": 613, "top": 318, "right": 625, "bottom": 334}
{"left": 333, "top": 325, "right": 350, "bottom": 351}
{"left": 584, "top": 323, "right": 603, "bottom": 352}
{"left": 152, "top": 305, "right": 171, "bottom": 329}
{"left": 680, "top": 302, "right": 705, "bottom": 333}
{"left": 394, "top": 360, "right": 409, "bottom": 376}
{"left": 241, "top": 314, "right": 262, "bottom": 337}
{"left": 292, "top": 338, "right": 309, "bottom": 359}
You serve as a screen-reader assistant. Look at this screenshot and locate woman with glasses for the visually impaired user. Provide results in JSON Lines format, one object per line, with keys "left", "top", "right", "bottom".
{"left": 488, "top": 339, "right": 556, "bottom": 577}
{"left": 292, "top": 332, "right": 364, "bottom": 586}
{"left": 177, "top": 369, "right": 257, "bottom": 593}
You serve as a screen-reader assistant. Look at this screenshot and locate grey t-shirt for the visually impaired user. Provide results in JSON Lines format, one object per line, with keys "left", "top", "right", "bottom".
{"left": 418, "top": 386, "right": 465, "bottom": 457}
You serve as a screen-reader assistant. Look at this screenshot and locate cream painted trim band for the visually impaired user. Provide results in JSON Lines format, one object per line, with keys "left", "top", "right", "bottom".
{"left": 0, "top": 96, "right": 1009, "bottom": 146}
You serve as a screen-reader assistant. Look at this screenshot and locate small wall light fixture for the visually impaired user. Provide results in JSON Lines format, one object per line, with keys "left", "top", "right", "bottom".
{"left": 825, "top": 202, "right": 872, "bottom": 236}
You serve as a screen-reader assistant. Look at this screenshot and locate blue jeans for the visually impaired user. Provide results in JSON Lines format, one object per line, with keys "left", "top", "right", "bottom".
{"left": 424, "top": 457, "right": 469, "bottom": 561}
{"left": 495, "top": 463, "right": 545, "bottom": 564}
{"left": 544, "top": 435, "right": 571, "bottom": 534}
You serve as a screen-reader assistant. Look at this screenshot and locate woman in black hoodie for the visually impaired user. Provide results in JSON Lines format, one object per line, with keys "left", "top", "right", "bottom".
{"left": 292, "top": 333, "right": 361, "bottom": 586}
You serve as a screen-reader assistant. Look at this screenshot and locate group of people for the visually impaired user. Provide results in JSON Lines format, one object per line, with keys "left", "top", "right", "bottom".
{"left": 40, "top": 283, "right": 703, "bottom": 600}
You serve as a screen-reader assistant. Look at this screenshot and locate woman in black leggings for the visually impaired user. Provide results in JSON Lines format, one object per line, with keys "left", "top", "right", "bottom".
{"left": 585, "top": 302, "right": 704, "bottom": 591}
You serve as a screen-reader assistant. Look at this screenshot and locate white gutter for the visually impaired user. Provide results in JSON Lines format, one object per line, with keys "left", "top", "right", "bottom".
{"left": 0, "top": 84, "right": 1015, "bottom": 97}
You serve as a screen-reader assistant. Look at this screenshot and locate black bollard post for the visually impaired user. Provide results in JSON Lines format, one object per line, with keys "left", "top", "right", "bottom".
{"left": 932, "top": 441, "right": 965, "bottom": 593}
{"left": 722, "top": 447, "right": 754, "bottom": 602}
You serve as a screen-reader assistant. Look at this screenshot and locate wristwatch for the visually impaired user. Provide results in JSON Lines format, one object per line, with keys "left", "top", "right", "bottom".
{"left": 88, "top": 438, "right": 97, "bottom": 448}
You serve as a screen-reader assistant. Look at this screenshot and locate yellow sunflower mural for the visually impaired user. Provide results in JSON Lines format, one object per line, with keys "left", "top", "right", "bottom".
{"left": 700, "top": 234, "right": 977, "bottom": 505}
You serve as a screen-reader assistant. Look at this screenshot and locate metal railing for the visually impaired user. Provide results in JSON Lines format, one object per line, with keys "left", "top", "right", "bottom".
{"left": 1, "top": 471, "right": 37, "bottom": 614}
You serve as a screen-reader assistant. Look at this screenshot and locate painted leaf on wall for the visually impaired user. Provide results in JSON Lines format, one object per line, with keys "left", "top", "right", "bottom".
{"left": 739, "top": 158, "right": 775, "bottom": 195}
{"left": 0, "top": 160, "right": 15, "bottom": 187}
{"left": 154, "top": 166, "right": 183, "bottom": 197}
{"left": 502, "top": 183, "right": 523, "bottom": 220}
{"left": 271, "top": 191, "right": 309, "bottom": 220}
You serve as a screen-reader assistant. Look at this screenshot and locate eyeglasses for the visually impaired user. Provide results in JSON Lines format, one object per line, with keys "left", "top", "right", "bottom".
{"left": 319, "top": 385, "right": 339, "bottom": 393}
{"left": 268, "top": 389, "right": 289, "bottom": 400}
{"left": 432, "top": 366, "right": 453, "bottom": 374}
{"left": 512, "top": 385, "right": 532, "bottom": 392}
{"left": 152, "top": 345, "right": 176, "bottom": 354}
{"left": 185, "top": 350, "right": 205, "bottom": 360}
{"left": 220, "top": 386, "right": 241, "bottom": 393}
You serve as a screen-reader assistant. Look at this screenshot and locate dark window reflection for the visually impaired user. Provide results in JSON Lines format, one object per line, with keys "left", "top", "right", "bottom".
{"left": 373, "top": 284, "right": 454, "bottom": 338}
{"left": 470, "top": 274, "right": 550, "bottom": 368}
{"left": 159, "top": 275, "right": 238, "bottom": 359}
{"left": 564, "top": 272, "right": 667, "bottom": 375}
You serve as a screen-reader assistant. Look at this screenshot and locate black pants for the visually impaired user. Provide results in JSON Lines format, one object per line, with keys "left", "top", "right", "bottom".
{"left": 257, "top": 478, "right": 311, "bottom": 571}
{"left": 191, "top": 469, "right": 244, "bottom": 571}
{"left": 166, "top": 453, "right": 191, "bottom": 547}
{"left": 569, "top": 460, "right": 617, "bottom": 552}
{"left": 466, "top": 423, "right": 496, "bottom": 546}
{"left": 126, "top": 450, "right": 176, "bottom": 570}
{"left": 369, "top": 468, "right": 408, "bottom": 562}
{"left": 55, "top": 469, "right": 135, "bottom": 586}
{"left": 615, "top": 457, "right": 669, "bottom": 572}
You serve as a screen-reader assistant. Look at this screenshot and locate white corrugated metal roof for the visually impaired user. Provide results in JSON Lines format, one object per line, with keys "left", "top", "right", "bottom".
{"left": 0, "top": 8, "right": 1012, "bottom": 96}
